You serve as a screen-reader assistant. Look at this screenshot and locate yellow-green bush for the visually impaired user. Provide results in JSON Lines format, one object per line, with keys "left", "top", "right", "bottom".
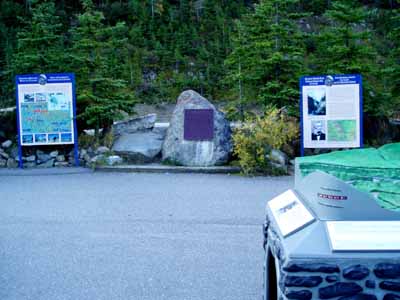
{"left": 233, "top": 107, "right": 298, "bottom": 175}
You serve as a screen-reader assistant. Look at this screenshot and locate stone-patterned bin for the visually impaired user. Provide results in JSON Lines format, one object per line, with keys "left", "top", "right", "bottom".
{"left": 263, "top": 172, "right": 400, "bottom": 300}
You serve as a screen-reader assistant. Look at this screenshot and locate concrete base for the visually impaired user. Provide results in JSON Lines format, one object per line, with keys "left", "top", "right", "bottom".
{"left": 95, "top": 164, "right": 241, "bottom": 174}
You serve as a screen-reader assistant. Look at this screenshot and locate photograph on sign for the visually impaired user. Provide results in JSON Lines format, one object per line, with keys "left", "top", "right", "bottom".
{"left": 307, "top": 87, "right": 326, "bottom": 116}
{"left": 326, "top": 221, "right": 400, "bottom": 252}
{"left": 16, "top": 74, "right": 76, "bottom": 146}
{"left": 300, "top": 75, "right": 362, "bottom": 149}
{"left": 311, "top": 120, "right": 326, "bottom": 141}
{"left": 268, "top": 190, "right": 315, "bottom": 237}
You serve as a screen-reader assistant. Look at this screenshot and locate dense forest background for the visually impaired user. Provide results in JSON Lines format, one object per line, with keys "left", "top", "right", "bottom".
{"left": 0, "top": 0, "right": 399, "bottom": 130}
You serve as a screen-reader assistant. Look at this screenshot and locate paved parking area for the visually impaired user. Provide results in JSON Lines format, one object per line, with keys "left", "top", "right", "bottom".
{"left": 0, "top": 169, "right": 292, "bottom": 300}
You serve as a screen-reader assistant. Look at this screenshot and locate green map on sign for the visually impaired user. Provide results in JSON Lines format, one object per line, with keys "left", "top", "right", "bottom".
{"left": 21, "top": 102, "right": 72, "bottom": 134}
{"left": 328, "top": 120, "right": 356, "bottom": 141}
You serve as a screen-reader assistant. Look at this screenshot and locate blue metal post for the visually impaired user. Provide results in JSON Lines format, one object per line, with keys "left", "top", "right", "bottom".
{"left": 71, "top": 73, "right": 79, "bottom": 166}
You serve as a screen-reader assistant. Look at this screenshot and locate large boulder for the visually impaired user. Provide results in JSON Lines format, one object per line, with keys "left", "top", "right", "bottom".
{"left": 162, "top": 90, "right": 232, "bottom": 166}
{"left": 113, "top": 113, "right": 157, "bottom": 136}
{"left": 112, "top": 131, "right": 163, "bottom": 163}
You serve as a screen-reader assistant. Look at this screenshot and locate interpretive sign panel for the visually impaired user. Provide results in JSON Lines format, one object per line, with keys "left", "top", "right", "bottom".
{"left": 326, "top": 221, "right": 400, "bottom": 252}
{"left": 300, "top": 75, "right": 363, "bottom": 154}
{"left": 16, "top": 73, "right": 76, "bottom": 146}
{"left": 184, "top": 109, "right": 214, "bottom": 141}
{"left": 268, "top": 190, "right": 315, "bottom": 237}
{"left": 15, "top": 73, "right": 78, "bottom": 167}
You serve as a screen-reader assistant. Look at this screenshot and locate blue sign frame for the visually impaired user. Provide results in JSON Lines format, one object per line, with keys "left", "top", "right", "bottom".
{"left": 15, "top": 73, "right": 79, "bottom": 168}
{"left": 299, "top": 74, "right": 363, "bottom": 156}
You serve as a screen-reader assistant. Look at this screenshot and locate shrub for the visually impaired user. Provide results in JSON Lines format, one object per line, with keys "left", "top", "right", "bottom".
{"left": 233, "top": 107, "right": 298, "bottom": 175}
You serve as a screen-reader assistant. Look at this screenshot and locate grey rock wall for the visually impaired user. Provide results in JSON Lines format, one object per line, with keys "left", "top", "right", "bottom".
{"left": 265, "top": 218, "right": 400, "bottom": 300}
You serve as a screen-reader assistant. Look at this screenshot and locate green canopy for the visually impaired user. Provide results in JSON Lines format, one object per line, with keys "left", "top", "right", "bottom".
{"left": 296, "top": 143, "right": 400, "bottom": 211}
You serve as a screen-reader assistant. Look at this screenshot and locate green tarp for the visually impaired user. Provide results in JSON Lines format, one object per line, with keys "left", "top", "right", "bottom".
{"left": 297, "top": 143, "right": 400, "bottom": 211}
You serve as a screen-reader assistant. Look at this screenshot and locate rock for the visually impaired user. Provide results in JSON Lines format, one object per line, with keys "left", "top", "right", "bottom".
{"left": 23, "top": 162, "right": 36, "bottom": 168}
{"left": 380, "top": 281, "right": 400, "bottom": 292}
{"left": 6, "top": 158, "right": 18, "bottom": 168}
{"left": 285, "top": 290, "right": 312, "bottom": 300}
{"left": 79, "top": 149, "right": 87, "bottom": 159}
{"left": 374, "top": 263, "right": 400, "bottom": 279}
{"left": 56, "top": 155, "right": 65, "bottom": 162}
{"left": 54, "top": 162, "right": 69, "bottom": 167}
{"left": 37, "top": 159, "right": 54, "bottom": 168}
{"left": 343, "top": 265, "right": 370, "bottom": 280}
{"left": 284, "top": 263, "right": 340, "bottom": 274}
{"left": 90, "top": 155, "right": 105, "bottom": 165}
{"left": 83, "top": 153, "right": 91, "bottom": 162}
{"left": 1, "top": 140, "right": 12, "bottom": 148}
{"left": 338, "top": 293, "right": 377, "bottom": 300}
{"left": 326, "top": 276, "right": 339, "bottom": 283}
{"left": 24, "top": 155, "right": 36, "bottom": 162}
{"left": 113, "top": 113, "right": 157, "bottom": 136}
{"left": 0, "top": 158, "right": 6, "bottom": 167}
{"left": 10, "top": 147, "right": 18, "bottom": 159}
{"left": 271, "top": 161, "right": 288, "bottom": 173}
{"left": 319, "top": 282, "right": 363, "bottom": 299}
{"left": 96, "top": 146, "right": 110, "bottom": 155}
{"left": 106, "top": 155, "right": 123, "bottom": 166}
{"left": 162, "top": 90, "right": 232, "bottom": 166}
{"left": 284, "top": 275, "right": 323, "bottom": 287}
{"left": 50, "top": 151, "right": 59, "bottom": 158}
{"left": 68, "top": 149, "right": 74, "bottom": 158}
{"left": 112, "top": 131, "right": 163, "bottom": 163}
{"left": 83, "top": 128, "right": 103, "bottom": 136}
{"left": 365, "top": 280, "right": 376, "bottom": 289}
{"left": 152, "top": 122, "right": 169, "bottom": 137}
{"left": 37, "top": 153, "right": 51, "bottom": 163}
{"left": 0, "top": 149, "right": 9, "bottom": 159}
{"left": 269, "top": 149, "right": 288, "bottom": 166}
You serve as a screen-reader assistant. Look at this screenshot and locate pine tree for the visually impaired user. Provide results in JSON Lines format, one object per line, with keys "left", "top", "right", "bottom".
{"left": 12, "top": 0, "right": 65, "bottom": 75}
{"left": 315, "top": 0, "right": 379, "bottom": 114}
{"left": 389, "top": 9, "right": 400, "bottom": 108}
{"left": 69, "top": 0, "right": 135, "bottom": 140}
{"left": 316, "top": 0, "right": 374, "bottom": 75}
{"left": 0, "top": 0, "right": 25, "bottom": 107}
{"left": 225, "top": 0, "right": 306, "bottom": 111}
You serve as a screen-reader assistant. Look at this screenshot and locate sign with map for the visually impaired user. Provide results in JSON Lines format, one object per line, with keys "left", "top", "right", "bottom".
{"left": 16, "top": 73, "right": 76, "bottom": 146}
{"left": 300, "top": 75, "right": 363, "bottom": 154}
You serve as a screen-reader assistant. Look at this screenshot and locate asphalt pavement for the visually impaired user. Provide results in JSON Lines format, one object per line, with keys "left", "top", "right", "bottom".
{"left": 0, "top": 168, "right": 293, "bottom": 300}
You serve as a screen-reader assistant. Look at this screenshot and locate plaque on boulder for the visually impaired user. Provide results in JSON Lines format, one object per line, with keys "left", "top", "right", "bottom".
{"left": 184, "top": 109, "right": 214, "bottom": 141}
{"left": 162, "top": 90, "right": 232, "bottom": 166}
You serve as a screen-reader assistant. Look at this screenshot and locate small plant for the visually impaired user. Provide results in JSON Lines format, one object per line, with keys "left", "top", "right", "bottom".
{"left": 233, "top": 107, "right": 298, "bottom": 175}
{"left": 102, "top": 130, "right": 115, "bottom": 149}
{"left": 79, "top": 133, "right": 97, "bottom": 149}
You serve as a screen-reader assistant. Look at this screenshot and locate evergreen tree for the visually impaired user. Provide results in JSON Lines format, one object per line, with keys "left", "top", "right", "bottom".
{"left": 12, "top": 0, "right": 65, "bottom": 75}
{"left": 315, "top": 0, "right": 378, "bottom": 114}
{"left": 389, "top": 9, "right": 400, "bottom": 108}
{"left": 225, "top": 0, "right": 306, "bottom": 111}
{"left": 0, "top": 0, "right": 24, "bottom": 107}
{"left": 69, "top": 0, "right": 135, "bottom": 140}
{"left": 316, "top": 0, "right": 374, "bottom": 74}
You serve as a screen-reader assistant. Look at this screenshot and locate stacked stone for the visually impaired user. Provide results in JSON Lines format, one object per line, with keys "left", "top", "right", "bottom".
{"left": 279, "top": 261, "right": 400, "bottom": 300}
{"left": 0, "top": 140, "right": 17, "bottom": 168}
